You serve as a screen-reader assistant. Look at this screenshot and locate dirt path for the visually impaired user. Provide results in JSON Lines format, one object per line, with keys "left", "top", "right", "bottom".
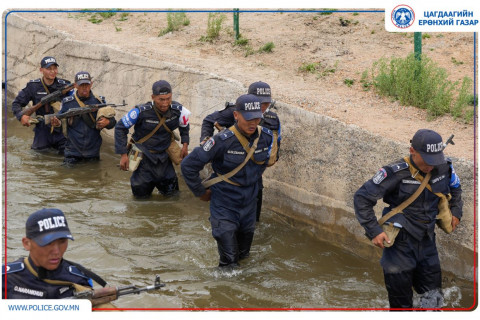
{"left": 16, "top": 10, "right": 476, "bottom": 161}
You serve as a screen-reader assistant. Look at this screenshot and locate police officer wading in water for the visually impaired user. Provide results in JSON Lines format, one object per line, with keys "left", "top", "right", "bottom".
{"left": 51, "top": 71, "right": 116, "bottom": 166}
{"left": 2, "top": 209, "right": 107, "bottom": 299}
{"left": 11, "top": 56, "right": 70, "bottom": 154}
{"left": 199, "top": 81, "right": 281, "bottom": 221}
{"left": 354, "top": 129, "right": 463, "bottom": 309}
{"left": 115, "top": 80, "right": 191, "bottom": 198}
{"left": 181, "top": 94, "right": 274, "bottom": 268}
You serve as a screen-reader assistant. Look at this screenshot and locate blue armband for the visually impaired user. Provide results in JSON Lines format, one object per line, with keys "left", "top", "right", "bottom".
{"left": 122, "top": 108, "right": 140, "bottom": 128}
{"left": 449, "top": 164, "right": 461, "bottom": 188}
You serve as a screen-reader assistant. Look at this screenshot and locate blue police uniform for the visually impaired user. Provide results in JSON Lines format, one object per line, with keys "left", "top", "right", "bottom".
{"left": 200, "top": 104, "right": 236, "bottom": 142}
{"left": 59, "top": 92, "right": 116, "bottom": 164}
{"left": 354, "top": 156, "right": 463, "bottom": 308}
{"left": 181, "top": 125, "right": 273, "bottom": 266}
{"left": 2, "top": 257, "right": 93, "bottom": 299}
{"left": 11, "top": 77, "right": 71, "bottom": 152}
{"left": 200, "top": 107, "right": 282, "bottom": 221}
{"left": 115, "top": 101, "right": 190, "bottom": 198}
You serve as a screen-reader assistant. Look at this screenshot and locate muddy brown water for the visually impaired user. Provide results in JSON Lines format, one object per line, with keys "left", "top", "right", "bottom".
{"left": 2, "top": 114, "right": 474, "bottom": 309}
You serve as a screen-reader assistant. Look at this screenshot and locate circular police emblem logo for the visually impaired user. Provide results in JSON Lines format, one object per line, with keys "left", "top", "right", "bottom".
{"left": 391, "top": 5, "right": 415, "bottom": 29}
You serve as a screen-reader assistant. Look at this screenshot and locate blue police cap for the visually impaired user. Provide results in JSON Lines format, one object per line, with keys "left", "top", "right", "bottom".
{"left": 75, "top": 71, "right": 92, "bottom": 85}
{"left": 236, "top": 94, "right": 263, "bottom": 121}
{"left": 26, "top": 209, "right": 74, "bottom": 247}
{"left": 152, "top": 80, "right": 172, "bottom": 95}
{"left": 411, "top": 129, "right": 446, "bottom": 166}
{"left": 248, "top": 81, "right": 272, "bottom": 103}
{"left": 41, "top": 56, "right": 59, "bottom": 68}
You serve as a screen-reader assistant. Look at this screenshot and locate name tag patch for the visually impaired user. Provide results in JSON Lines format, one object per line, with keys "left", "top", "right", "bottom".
{"left": 227, "top": 150, "right": 245, "bottom": 155}
{"left": 402, "top": 179, "right": 421, "bottom": 184}
{"left": 14, "top": 286, "right": 45, "bottom": 297}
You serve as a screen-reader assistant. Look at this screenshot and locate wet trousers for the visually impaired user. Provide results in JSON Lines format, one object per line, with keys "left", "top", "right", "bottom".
{"left": 381, "top": 229, "right": 442, "bottom": 309}
{"left": 130, "top": 156, "right": 178, "bottom": 198}
{"left": 209, "top": 188, "right": 258, "bottom": 267}
{"left": 32, "top": 124, "right": 66, "bottom": 154}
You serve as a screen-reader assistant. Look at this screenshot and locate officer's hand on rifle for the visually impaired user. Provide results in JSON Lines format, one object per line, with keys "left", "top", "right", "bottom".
{"left": 50, "top": 116, "right": 61, "bottom": 127}
{"left": 20, "top": 115, "right": 31, "bottom": 127}
{"left": 119, "top": 153, "right": 129, "bottom": 171}
{"left": 96, "top": 117, "right": 109, "bottom": 130}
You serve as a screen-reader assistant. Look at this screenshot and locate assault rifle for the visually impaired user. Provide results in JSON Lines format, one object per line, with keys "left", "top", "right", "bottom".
{"left": 263, "top": 100, "right": 277, "bottom": 114}
{"left": 42, "top": 100, "right": 127, "bottom": 125}
{"left": 19, "top": 82, "right": 75, "bottom": 117}
{"left": 69, "top": 275, "right": 165, "bottom": 307}
{"left": 444, "top": 134, "right": 455, "bottom": 148}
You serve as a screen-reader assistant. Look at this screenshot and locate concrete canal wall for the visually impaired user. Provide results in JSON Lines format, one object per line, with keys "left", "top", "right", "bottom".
{"left": 4, "top": 13, "right": 476, "bottom": 280}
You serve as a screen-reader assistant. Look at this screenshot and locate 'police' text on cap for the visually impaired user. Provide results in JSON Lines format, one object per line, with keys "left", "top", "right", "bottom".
{"left": 248, "top": 81, "right": 272, "bottom": 103}
{"left": 41, "top": 56, "right": 59, "bottom": 68}
{"left": 75, "top": 71, "right": 92, "bottom": 85}
{"left": 410, "top": 129, "right": 446, "bottom": 166}
{"left": 26, "top": 208, "right": 74, "bottom": 247}
{"left": 236, "top": 94, "right": 263, "bottom": 121}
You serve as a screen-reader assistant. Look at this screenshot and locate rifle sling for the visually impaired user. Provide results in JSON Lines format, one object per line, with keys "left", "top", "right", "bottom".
{"left": 377, "top": 168, "right": 431, "bottom": 226}
{"left": 63, "top": 259, "right": 107, "bottom": 287}
{"left": 202, "top": 126, "right": 261, "bottom": 188}
{"left": 40, "top": 78, "right": 51, "bottom": 113}
{"left": 74, "top": 92, "right": 97, "bottom": 126}
{"left": 230, "top": 125, "right": 265, "bottom": 164}
{"left": 404, "top": 156, "right": 452, "bottom": 201}
{"left": 23, "top": 257, "right": 92, "bottom": 293}
{"left": 134, "top": 107, "right": 167, "bottom": 145}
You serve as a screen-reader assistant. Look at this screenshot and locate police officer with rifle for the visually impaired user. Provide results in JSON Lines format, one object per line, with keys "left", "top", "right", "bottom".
{"left": 354, "top": 129, "right": 463, "bottom": 309}
{"left": 11, "top": 56, "right": 73, "bottom": 154}
{"left": 50, "top": 71, "right": 117, "bottom": 166}
{"left": 199, "top": 81, "right": 282, "bottom": 222}
{"left": 2, "top": 208, "right": 164, "bottom": 307}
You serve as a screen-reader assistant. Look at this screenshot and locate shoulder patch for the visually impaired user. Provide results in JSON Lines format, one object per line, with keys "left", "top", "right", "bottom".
{"left": 29, "top": 78, "right": 41, "bottom": 83}
{"left": 372, "top": 168, "right": 388, "bottom": 184}
{"left": 62, "top": 95, "right": 75, "bottom": 103}
{"left": 261, "top": 127, "right": 273, "bottom": 136}
{"left": 138, "top": 103, "right": 152, "bottom": 113}
{"left": 3, "top": 262, "right": 25, "bottom": 274}
{"left": 68, "top": 266, "right": 89, "bottom": 280}
{"left": 57, "top": 79, "right": 69, "bottom": 85}
{"left": 171, "top": 103, "right": 183, "bottom": 111}
{"left": 203, "top": 137, "right": 215, "bottom": 151}
{"left": 98, "top": 95, "right": 106, "bottom": 104}
{"left": 389, "top": 161, "right": 409, "bottom": 173}
{"left": 219, "top": 129, "right": 235, "bottom": 141}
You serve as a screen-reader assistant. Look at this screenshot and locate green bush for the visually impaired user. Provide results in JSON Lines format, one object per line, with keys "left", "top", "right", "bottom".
{"left": 371, "top": 53, "right": 474, "bottom": 122}
{"left": 259, "top": 42, "right": 275, "bottom": 53}
{"left": 298, "top": 61, "right": 337, "bottom": 77}
{"left": 200, "top": 13, "right": 226, "bottom": 42}
{"left": 159, "top": 11, "right": 190, "bottom": 36}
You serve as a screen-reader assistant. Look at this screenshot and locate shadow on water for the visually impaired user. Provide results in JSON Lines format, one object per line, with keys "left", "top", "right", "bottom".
{"left": 3, "top": 114, "right": 475, "bottom": 309}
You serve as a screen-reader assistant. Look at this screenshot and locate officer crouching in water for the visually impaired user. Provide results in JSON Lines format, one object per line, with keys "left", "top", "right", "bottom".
{"left": 181, "top": 94, "right": 274, "bottom": 268}
{"left": 354, "top": 129, "right": 463, "bottom": 309}
{"left": 2, "top": 209, "right": 107, "bottom": 300}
